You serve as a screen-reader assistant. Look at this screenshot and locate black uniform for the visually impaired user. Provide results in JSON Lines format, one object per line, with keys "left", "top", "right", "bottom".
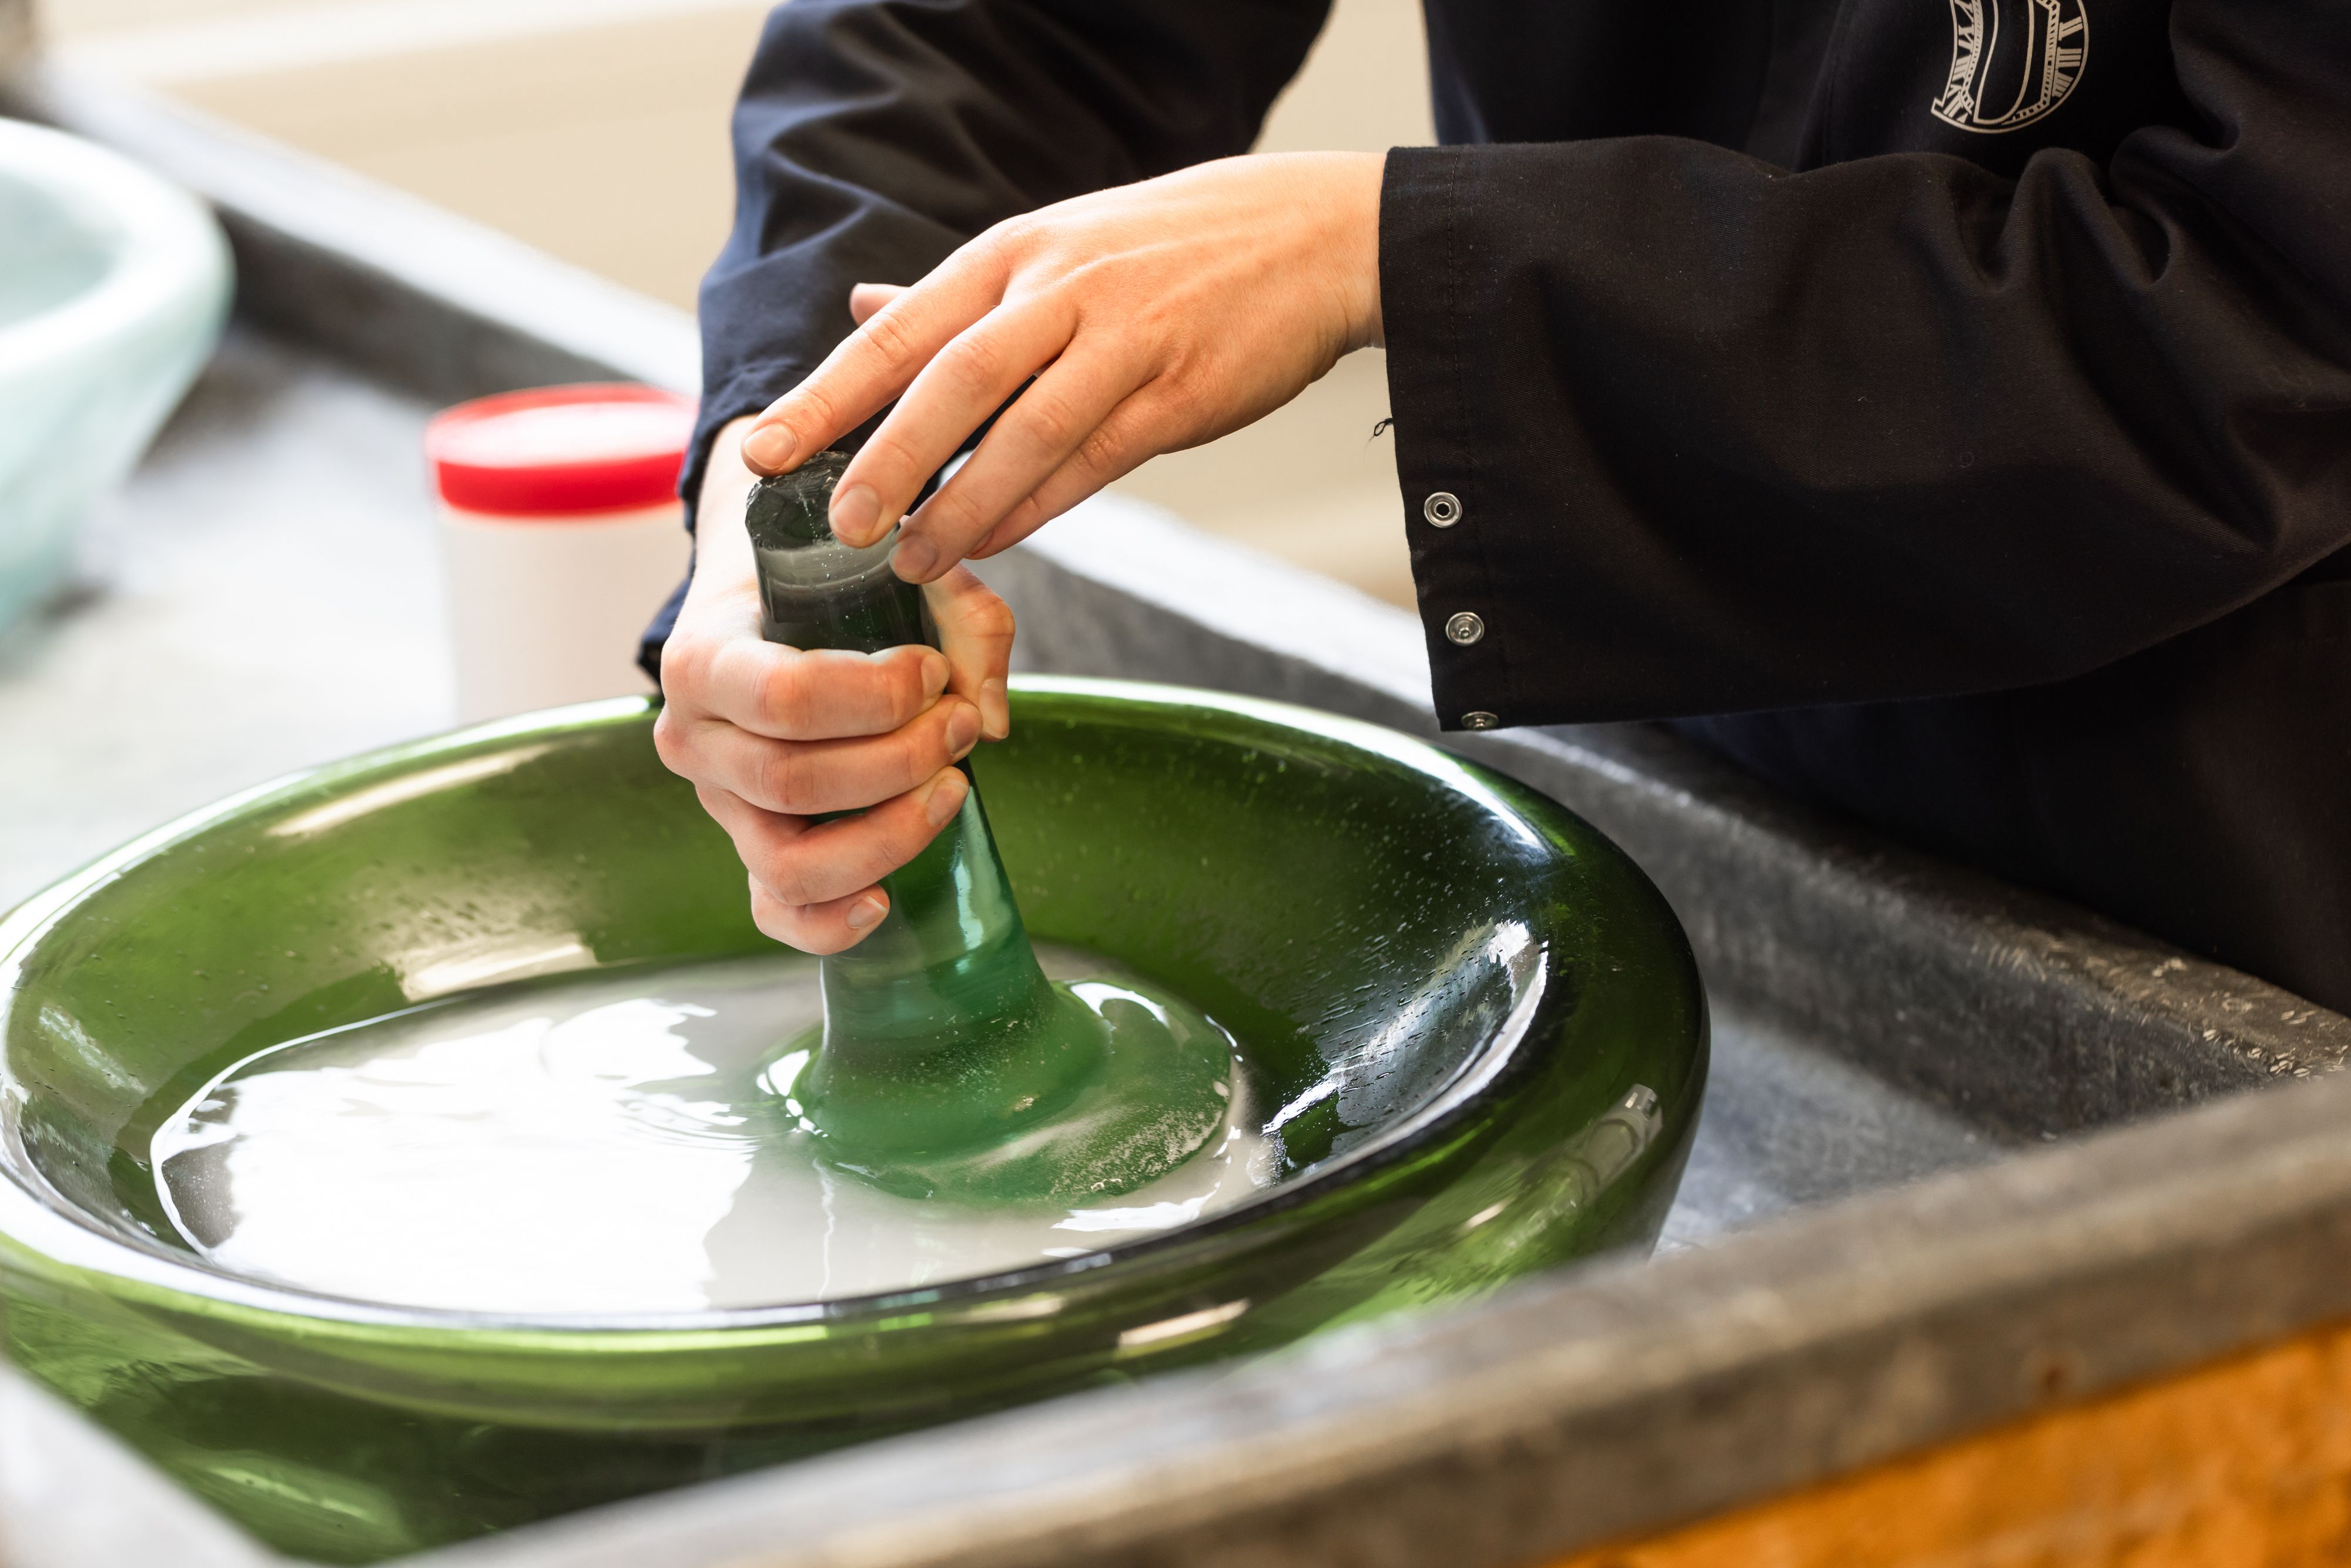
{"left": 657, "top": 0, "right": 2351, "bottom": 1014}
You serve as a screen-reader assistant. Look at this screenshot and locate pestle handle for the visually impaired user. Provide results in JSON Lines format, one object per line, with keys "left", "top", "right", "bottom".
{"left": 741, "top": 451, "right": 1056, "bottom": 1046}
{"left": 744, "top": 451, "right": 934, "bottom": 656}
{"left": 737, "top": 454, "right": 1238, "bottom": 1204}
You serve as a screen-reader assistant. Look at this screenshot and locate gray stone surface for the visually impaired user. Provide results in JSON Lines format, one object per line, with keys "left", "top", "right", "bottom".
{"left": 0, "top": 329, "right": 452, "bottom": 912}
{"left": 0, "top": 1370, "right": 282, "bottom": 1568}
{"left": 1661, "top": 1001, "right": 1998, "bottom": 1251}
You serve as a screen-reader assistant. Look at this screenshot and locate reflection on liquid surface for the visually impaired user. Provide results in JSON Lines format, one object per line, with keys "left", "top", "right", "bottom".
{"left": 153, "top": 950, "right": 1273, "bottom": 1315}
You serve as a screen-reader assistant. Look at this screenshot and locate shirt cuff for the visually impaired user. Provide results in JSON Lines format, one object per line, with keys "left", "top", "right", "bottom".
{"left": 1381, "top": 146, "right": 1517, "bottom": 734}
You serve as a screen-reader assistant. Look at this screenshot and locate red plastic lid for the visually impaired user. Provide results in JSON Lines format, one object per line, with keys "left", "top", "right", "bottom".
{"left": 426, "top": 383, "right": 698, "bottom": 517}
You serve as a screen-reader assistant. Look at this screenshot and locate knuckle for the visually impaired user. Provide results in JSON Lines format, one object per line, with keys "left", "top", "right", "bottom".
{"left": 788, "top": 383, "right": 842, "bottom": 437}
{"left": 893, "top": 656, "right": 931, "bottom": 718}
{"left": 746, "top": 877, "right": 788, "bottom": 927}
{"left": 860, "top": 826, "right": 910, "bottom": 887}
{"left": 1153, "top": 370, "right": 1208, "bottom": 425}
{"left": 937, "top": 333, "right": 1004, "bottom": 401}
{"left": 917, "top": 486, "right": 987, "bottom": 545}
{"left": 990, "top": 498, "right": 1046, "bottom": 548}
{"left": 694, "top": 783, "right": 734, "bottom": 821}
{"left": 976, "top": 217, "right": 1031, "bottom": 263}
{"left": 651, "top": 707, "right": 689, "bottom": 770}
{"left": 923, "top": 707, "right": 960, "bottom": 763}
{"left": 659, "top": 631, "right": 711, "bottom": 696}
{"left": 754, "top": 746, "right": 819, "bottom": 814}
{"left": 749, "top": 881, "right": 829, "bottom": 954}
{"left": 761, "top": 845, "right": 821, "bottom": 910}
{"left": 861, "top": 429, "right": 926, "bottom": 491}
{"left": 1072, "top": 420, "right": 1127, "bottom": 480}
{"left": 964, "top": 591, "right": 1017, "bottom": 644}
{"left": 862, "top": 307, "right": 922, "bottom": 369}
{"left": 893, "top": 725, "right": 938, "bottom": 787}
{"left": 781, "top": 390, "right": 828, "bottom": 440}
{"left": 859, "top": 810, "right": 920, "bottom": 882}
{"left": 756, "top": 659, "right": 815, "bottom": 734}
{"left": 1017, "top": 386, "right": 1084, "bottom": 453}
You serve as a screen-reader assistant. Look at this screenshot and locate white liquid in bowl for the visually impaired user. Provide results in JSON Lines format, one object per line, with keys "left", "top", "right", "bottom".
{"left": 153, "top": 950, "right": 1275, "bottom": 1315}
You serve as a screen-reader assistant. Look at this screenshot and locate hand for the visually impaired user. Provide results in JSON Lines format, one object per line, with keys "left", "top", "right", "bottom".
{"left": 734, "top": 150, "right": 1385, "bottom": 584}
{"left": 652, "top": 417, "right": 1016, "bottom": 953}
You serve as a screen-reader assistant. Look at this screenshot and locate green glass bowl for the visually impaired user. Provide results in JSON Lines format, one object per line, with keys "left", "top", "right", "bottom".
{"left": 0, "top": 678, "right": 1705, "bottom": 1563}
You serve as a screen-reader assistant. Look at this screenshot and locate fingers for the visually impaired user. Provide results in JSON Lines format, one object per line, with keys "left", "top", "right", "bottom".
{"left": 980, "top": 383, "right": 1171, "bottom": 546}
{"left": 739, "top": 244, "right": 1012, "bottom": 477}
{"left": 722, "top": 770, "right": 970, "bottom": 956}
{"left": 677, "top": 691, "right": 982, "bottom": 816}
{"left": 848, "top": 282, "right": 905, "bottom": 325}
{"left": 749, "top": 877, "right": 889, "bottom": 956}
{"left": 926, "top": 568, "right": 1015, "bottom": 739}
{"left": 678, "top": 638, "right": 948, "bottom": 741}
{"left": 888, "top": 343, "right": 1140, "bottom": 582}
{"left": 918, "top": 386, "right": 1168, "bottom": 570}
{"left": 832, "top": 298, "right": 1079, "bottom": 553}
{"left": 701, "top": 769, "right": 970, "bottom": 955}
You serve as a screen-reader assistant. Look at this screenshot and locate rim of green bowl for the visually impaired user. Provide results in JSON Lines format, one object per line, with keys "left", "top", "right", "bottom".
{"left": 0, "top": 677, "right": 1673, "bottom": 1338}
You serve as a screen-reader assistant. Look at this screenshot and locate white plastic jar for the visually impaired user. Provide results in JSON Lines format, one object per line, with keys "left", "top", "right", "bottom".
{"left": 427, "top": 384, "right": 696, "bottom": 723}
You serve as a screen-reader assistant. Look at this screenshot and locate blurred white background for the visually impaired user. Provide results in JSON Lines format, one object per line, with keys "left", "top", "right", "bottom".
{"left": 41, "top": 0, "right": 1438, "bottom": 604}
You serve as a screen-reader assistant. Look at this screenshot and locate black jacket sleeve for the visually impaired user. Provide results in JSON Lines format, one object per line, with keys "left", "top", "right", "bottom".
{"left": 1383, "top": 0, "right": 2351, "bottom": 729}
{"left": 687, "top": 0, "right": 1329, "bottom": 520}
{"left": 639, "top": 0, "right": 1325, "bottom": 677}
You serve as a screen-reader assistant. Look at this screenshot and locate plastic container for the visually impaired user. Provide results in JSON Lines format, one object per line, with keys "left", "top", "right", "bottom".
{"left": 427, "top": 383, "right": 695, "bottom": 722}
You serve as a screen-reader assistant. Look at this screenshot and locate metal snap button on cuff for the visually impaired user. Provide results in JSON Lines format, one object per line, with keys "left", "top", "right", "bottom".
{"left": 1461, "top": 711, "right": 1500, "bottom": 731}
{"left": 1423, "top": 491, "right": 1462, "bottom": 527}
{"left": 1445, "top": 611, "right": 1485, "bottom": 646}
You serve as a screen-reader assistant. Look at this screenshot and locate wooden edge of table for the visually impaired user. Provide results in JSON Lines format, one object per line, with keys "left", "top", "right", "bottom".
{"left": 1549, "top": 1311, "right": 2351, "bottom": 1568}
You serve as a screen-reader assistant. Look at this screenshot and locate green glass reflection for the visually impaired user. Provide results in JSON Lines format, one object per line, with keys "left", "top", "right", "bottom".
{"left": 0, "top": 685, "right": 1707, "bottom": 1563}
{"left": 745, "top": 458, "right": 1232, "bottom": 1202}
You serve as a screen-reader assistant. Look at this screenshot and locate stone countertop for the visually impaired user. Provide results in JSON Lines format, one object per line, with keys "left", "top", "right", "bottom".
{"left": 0, "top": 328, "right": 454, "bottom": 912}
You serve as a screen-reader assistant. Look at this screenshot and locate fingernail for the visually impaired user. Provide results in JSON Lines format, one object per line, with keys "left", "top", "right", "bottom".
{"left": 923, "top": 768, "right": 969, "bottom": 826}
{"left": 920, "top": 651, "right": 950, "bottom": 699}
{"left": 831, "top": 483, "right": 881, "bottom": 544}
{"left": 980, "top": 678, "right": 1010, "bottom": 740}
{"left": 742, "top": 424, "right": 797, "bottom": 472}
{"left": 945, "top": 702, "right": 980, "bottom": 759}
{"left": 893, "top": 533, "right": 938, "bottom": 581}
{"left": 845, "top": 894, "right": 888, "bottom": 932}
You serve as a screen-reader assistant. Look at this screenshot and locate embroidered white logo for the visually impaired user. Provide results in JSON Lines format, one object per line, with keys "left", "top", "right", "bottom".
{"left": 1933, "top": 0, "right": 2088, "bottom": 133}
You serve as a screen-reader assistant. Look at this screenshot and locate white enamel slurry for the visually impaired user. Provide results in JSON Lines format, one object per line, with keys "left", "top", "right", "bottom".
{"left": 0, "top": 119, "right": 230, "bottom": 631}
{"left": 153, "top": 950, "right": 1277, "bottom": 1314}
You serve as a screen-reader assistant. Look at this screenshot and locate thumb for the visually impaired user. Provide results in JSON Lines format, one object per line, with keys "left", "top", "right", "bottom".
{"left": 925, "top": 566, "right": 1015, "bottom": 741}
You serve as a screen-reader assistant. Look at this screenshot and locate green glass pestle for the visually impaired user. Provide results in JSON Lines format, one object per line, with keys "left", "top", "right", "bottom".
{"left": 744, "top": 451, "right": 1235, "bottom": 1205}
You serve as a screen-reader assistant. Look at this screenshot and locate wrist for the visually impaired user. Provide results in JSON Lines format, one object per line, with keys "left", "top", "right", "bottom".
{"left": 1347, "top": 150, "right": 1385, "bottom": 352}
{"left": 685, "top": 416, "right": 761, "bottom": 610}
{"left": 1263, "top": 151, "right": 1385, "bottom": 356}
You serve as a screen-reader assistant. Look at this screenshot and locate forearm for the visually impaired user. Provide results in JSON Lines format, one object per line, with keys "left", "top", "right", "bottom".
{"left": 688, "top": 0, "right": 1332, "bottom": 530}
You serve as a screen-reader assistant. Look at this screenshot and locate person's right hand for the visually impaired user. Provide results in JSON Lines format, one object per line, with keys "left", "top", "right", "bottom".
{"left": 652, "top": 416, "right": 1015, "bottom": 954}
